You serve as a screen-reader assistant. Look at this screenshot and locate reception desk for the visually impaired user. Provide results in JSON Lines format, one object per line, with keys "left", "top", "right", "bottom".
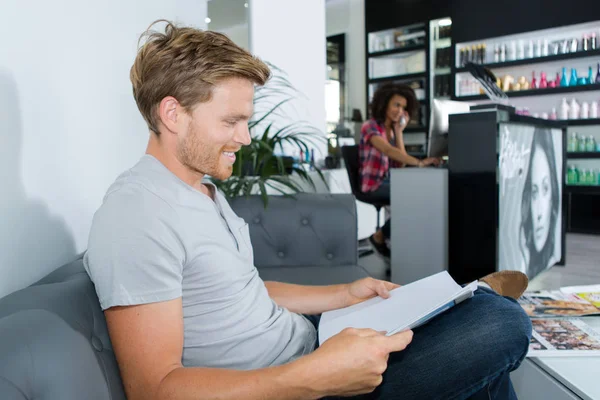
{"left": 390, "top": 168, "right": 448, "bottom": 285}
{"left": 448, "top": 109, "right": 567, "bottom": 284}
{"left": 389, "top": 108, "right": 566, "bottom": 285}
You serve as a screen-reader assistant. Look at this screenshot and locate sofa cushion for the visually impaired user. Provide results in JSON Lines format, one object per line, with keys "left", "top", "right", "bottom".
{"left": 230, "top": 193, "right": 358, "bottom": 268}
{"left": 258, "top": 264, "right": 369, "bottom": 286}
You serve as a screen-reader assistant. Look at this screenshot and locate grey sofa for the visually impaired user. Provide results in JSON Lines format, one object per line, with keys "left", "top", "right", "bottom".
{"left": 0, "top": 193, "right": 368, "bottom": 399}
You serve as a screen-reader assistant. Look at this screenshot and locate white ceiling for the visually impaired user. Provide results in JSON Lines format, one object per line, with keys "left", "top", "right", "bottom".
{"left": 207, "top": 0, "right": 248, "bottom": 31}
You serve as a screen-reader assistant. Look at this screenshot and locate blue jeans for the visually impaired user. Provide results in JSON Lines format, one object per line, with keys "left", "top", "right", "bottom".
{"left": 306, "top": 287, "right": 532, "bottom": 399}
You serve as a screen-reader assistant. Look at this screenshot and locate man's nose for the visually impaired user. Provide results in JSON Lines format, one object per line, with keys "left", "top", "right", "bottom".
{"left": 235, "top": 123, "right": 251, "bottom": 146}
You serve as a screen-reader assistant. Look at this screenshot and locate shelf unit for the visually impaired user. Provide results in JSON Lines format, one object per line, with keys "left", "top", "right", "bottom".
{"left": 455, "top": 48, "right": 600, "bottom": 73}
{"left": 567, "top": 118, "right": 600, "bottom": 126}
{"left": 453, "top": 82, "right": 600, "bottom": 101}
{"left": 368, "top": 72, "right": 426, "bottom": 84}
{"left": 567, "top": 151, "right": 600, "bottom": 159}
{"left": 366, "top": 22, "right": 430, "bottom": 156}
{"left": 450, "top": 19, "right": 600, "bottom": 235}
{"left": 369, "top": 44, "right": 426, "bottom": 58}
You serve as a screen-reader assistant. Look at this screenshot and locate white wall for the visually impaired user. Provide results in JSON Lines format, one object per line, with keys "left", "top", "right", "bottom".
{"left": 219, "top": 23, "right": 250, "bottom": 50}
{"left": 0, "top": 0, "right": 207, "bottom": 298}
{"left": 326, "top": 0, "right": 366, "bottom": 120}
{"left": 249, "top": 0, "right": 327, "bottom": 159}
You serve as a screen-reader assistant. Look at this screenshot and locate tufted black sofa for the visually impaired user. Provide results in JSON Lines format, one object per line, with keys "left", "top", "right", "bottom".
{"left": 0, "top": 193, "right": 368, "bottom": 399}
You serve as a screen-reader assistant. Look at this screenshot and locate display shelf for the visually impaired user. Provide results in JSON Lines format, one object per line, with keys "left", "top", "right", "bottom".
{"left": 368, "top": 72, "right": 426, "bottom": 83}
{"left": 566, "top": 185, "right": 600, "bottom": 194}
{"left": 566, "top": 118, "right": 600, "bottom": 126}
{"left": 453, "top": 82, "right": 600, "bottom": 101}
{"left": 369, "top": 44, "right": 426, "bottom": 58}
{"left": 455, "top": 48, "right": 600, "bottom": 72}
{"left": 566, "top": 152, "right": 600, "bottom": 159}
{"left": 404, "top": 126, "right": 428, "bottom": 133}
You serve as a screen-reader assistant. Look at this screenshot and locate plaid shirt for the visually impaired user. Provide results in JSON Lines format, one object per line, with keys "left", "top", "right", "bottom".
{"left": 359, "top": 119, "right": 399, "bottom": 192}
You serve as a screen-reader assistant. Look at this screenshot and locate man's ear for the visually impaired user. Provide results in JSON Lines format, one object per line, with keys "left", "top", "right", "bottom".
{"left": 158, "top": 96, "right": 183, "bottom": 134}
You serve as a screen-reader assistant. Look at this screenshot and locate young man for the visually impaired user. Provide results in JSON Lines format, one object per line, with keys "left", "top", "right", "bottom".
{"left": 84, "top": 21, "right": 532, "bottom": 400}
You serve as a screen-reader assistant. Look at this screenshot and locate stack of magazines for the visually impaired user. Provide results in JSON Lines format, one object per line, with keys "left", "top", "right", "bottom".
{"left": 518, "top": 285, "right": 600, "bottom": 357}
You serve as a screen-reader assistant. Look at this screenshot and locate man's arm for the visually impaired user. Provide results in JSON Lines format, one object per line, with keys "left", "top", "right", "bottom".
{"left": 105, "top": 295, "right": 412, "bottom": 400}
{"left": 105, "top": 298, "right": 324, "bottom": 400}
{"left": 264, "top": 278, "right": 399, "bottom": 314}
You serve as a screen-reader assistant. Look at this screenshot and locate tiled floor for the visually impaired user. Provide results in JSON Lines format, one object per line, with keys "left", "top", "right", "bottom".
{"left": 528, "top": 233, "right": 600, "bottom": 291}
{"left": 360, "top": 233, "right": 600, "bottom": 289}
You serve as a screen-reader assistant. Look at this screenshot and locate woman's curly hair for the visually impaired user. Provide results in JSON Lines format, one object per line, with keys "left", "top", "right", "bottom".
{"left": 370, "top": 83, "right": 418, "bottom": 124}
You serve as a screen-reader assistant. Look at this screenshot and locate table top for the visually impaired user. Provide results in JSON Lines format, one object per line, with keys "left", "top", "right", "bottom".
{"left": 531, "top": 317, "right": 600, "bottom": 400}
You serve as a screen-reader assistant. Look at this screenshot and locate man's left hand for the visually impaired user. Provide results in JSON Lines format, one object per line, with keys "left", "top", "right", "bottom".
{"left": 344, "top": 278, "right": 400, "bottom": 307}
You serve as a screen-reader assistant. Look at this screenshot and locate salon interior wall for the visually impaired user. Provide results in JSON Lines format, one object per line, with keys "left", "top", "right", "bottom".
{"left": 0, "top": 0, "right": 208, "bottom": 299}
{"left": 326, "top": 0, "right": 367, "bottom": 124}
{"left": 249, "top": 0, "right": 327, "bottom": 160}
{"left": 207, "top": 0, "right": 249, "bottom": 50}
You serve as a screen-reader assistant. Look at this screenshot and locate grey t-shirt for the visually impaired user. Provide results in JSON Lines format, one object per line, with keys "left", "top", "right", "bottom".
{"left": 84, "top": 155, "right": 316, "bottom": 370}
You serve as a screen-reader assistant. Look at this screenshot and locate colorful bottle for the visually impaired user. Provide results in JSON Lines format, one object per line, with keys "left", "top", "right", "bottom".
{"left": 589, "top": 66, "right": 594, "bottom": 85}
{"left": 531, "top": 71, "right": 537, "bottom": 89}
{"left": 561, "top": 67, "right": 569, "bottom": 87}
{"left": 554, "top": 72, "right": 561, "bottom": 87}
{"left": 568, "top": 132, "right": 578, "bottom": 152}
{"left": 549, "top": 108, "right": 558, "bottom": 120}
{"left": 560, "top": 98, "right": 570, "bottom": 119}
{"left": 539, "top": 72, "right": 548, "bottom": 88}
{"left": 596, "top": 63, "right": 600, "bottom": 83}
{"left": 586, "top": 135, "right": 596, "bottom": 152}
{"left": 579, "top": 168, "right": 588, "bottom": 185}
{"left": 578, "top": 133, "right": 587, "bottom": 152}
{"left": 571, "top": 68, "right": 578, "bottom": 86}
{"left": 567, "top": 165, "right": 577, "bottom": 185}
{"left": 570, "top": 98, "right": 580, "bottom": 119}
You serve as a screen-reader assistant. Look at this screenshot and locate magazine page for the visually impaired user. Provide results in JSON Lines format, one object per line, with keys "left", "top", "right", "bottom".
{"left": 560, "top": 285, "right": 600, "bottom": 308}
{"left": 318, "top": 272, "right": 476, "bottom": 346}
{"left": 527, "top": 318, "right": 600, "bottom": 357}
{"left": 518, "top": 290, "right": 600, "bottom": 318}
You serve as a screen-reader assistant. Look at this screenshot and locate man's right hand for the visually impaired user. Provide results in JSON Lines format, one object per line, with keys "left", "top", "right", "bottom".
{"left": 304, "top": 328, "right": 414, "bottom": 397}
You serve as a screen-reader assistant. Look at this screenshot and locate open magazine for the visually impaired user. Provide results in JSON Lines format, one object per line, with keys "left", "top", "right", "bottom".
{"left": 528, "top": 318, "right": 600, "bottom": 357}
{"left": 518, "top": 286, "right": 600, "bottom": 318}
{"left": 318, "top": 272, "right": 477, "bottom": 345}
{"left": 519, "top": 285, "right": 600, "bottom": 357}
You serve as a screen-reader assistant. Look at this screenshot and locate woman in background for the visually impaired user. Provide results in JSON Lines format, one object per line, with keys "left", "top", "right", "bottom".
{"left": 360, "top": 83, "right": 440, "bottom": 258}
{"left": 520, "top": 128, "right": 561, "bottom": 278}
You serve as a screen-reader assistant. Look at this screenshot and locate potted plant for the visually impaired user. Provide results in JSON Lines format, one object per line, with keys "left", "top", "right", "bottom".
{"left": 212, "top": 64, "right": 327, "bottom": 207}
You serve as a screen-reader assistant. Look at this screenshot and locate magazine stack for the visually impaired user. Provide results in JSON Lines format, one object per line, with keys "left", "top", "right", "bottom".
{"left": 518, "top": 285, "right": 600, "bottom": 357}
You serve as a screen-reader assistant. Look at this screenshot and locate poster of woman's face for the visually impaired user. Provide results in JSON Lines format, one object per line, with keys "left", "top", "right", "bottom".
{"left": 498, "top": 124, "right": 563, "bottom": 280}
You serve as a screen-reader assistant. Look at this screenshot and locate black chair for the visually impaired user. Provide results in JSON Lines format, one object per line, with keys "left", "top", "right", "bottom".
{"left": 341, "top": 145, "right": 388, "bottom": 231}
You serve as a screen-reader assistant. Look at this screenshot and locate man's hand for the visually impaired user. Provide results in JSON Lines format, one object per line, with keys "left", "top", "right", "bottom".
{"left": 344, "top": 278, "right": 400, "bottom": 307}
{"left": 302, "top": 328, "right": 413, "bottom": 397}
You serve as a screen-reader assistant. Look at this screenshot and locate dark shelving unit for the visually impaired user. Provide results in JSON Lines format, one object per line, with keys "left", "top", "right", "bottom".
{"left": 566, "top": 185, "right": 600, "bottom": 193}
{"left": 453, "top": 83, "right": 600, "bottom": 101}
{"left": 566, "top": 118, "right": 600, "bottom": 126}
{"left": 567, "top": 152, "right": 600, "bottom": 159}
{"left": 404, "top": 126, "right": 428, "bottom": 133}
{"left": 369, "top": 45, "right": 426, "bottom": 58}
{"left": 368, "top": 71, "right": 426, "bottom": 84}
{"left": 455, "top": 48, "right": 600, "bottom": 73}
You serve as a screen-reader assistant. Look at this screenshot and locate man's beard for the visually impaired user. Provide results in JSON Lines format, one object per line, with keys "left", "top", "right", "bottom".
{"left": 177, "top": 124, "right": 233, "bottom": 181}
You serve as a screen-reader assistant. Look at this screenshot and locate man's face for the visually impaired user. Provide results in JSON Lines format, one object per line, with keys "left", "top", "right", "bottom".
{"left": 177, "top": 77, "right": 254, "bottom": 180}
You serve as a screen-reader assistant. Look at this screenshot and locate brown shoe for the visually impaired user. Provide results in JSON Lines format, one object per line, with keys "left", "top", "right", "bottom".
{"left": 479, "top": 271, "right": 528, "bottom": 300}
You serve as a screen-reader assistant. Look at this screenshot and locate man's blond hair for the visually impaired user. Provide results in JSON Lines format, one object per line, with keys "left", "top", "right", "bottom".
{"left": 130, "top": 20, "right": 271, "bottom": 134}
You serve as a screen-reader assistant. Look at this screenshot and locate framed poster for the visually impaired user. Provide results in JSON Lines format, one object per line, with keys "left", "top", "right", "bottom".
{"left": 498, "top": 123, "right": 564, "bottom": 279}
